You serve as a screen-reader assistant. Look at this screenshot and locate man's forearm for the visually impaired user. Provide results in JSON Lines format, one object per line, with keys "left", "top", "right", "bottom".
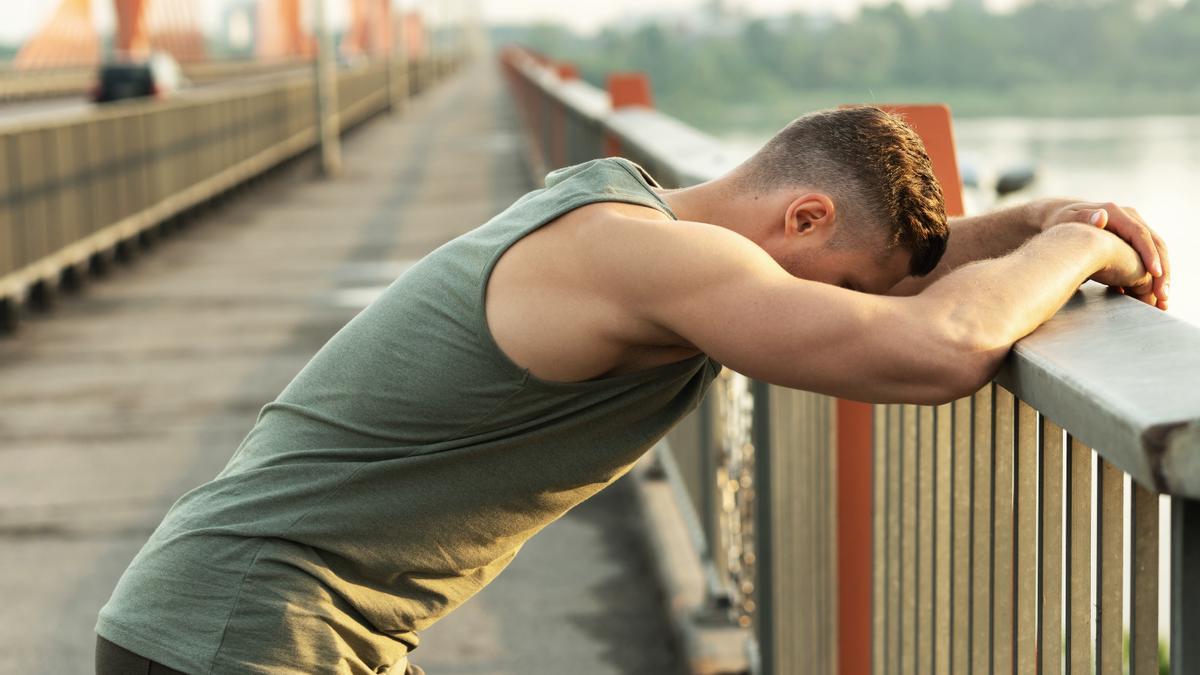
{"left": 914, "top": 223, "right": 1120, "bottom": 395}
{"left": 889, "top": 199, "right": 1057, "bottom": 295}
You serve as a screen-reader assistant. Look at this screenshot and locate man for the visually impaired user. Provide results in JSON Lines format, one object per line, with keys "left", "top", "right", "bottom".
{"left": 95, "top": 107, "right": 1168, "bottom": 674}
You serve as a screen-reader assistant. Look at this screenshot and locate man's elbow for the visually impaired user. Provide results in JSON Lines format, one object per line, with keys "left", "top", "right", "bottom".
{"left": 927, "top": 334, "right": 1008, "bottom": 405}
{"left": 906, "top": 310, "right": 1010, "bottom": 405}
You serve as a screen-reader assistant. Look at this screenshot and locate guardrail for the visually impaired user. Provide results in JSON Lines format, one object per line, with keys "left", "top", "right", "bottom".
{"left": 500, "top": 45, "right": 1200, "bottom": 675}
{"left": 0, "top": 59, "right": 315, "bottom": 102}
{"left": 0, "top": 53, "right": 466, "bottom": 330}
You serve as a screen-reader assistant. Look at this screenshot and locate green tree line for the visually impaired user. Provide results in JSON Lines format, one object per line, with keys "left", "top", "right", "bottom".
{"left": 498, "top": 0, "right": 1200, "bottom": 130}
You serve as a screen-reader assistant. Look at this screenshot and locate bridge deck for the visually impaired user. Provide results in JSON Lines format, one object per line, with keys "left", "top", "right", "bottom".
{"left": 0, "top": 59, "right": 681, "bottom": 675}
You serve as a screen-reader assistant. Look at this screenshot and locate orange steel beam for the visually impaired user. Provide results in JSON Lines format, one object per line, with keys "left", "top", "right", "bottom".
{"left": 879, "top": 104, "right": 966, "bottom": 217}
{"left": 257, "top": 0, "right": 311, "bottom": 60}
{"left": 836, "top": 399, "right": 874, "bottom": 675}
{"left": 344, "top": 0, "right": 396, "bottom": 57}
{"left": 343, "top": 0, "right": 367, "bottom": 55}
{"left": 148, "top": 0, "right": 206, "bottom": 63}
{"left": 399, "top": 11, "right": 426, "bottom": 59}
{"left": 13, "top": 0, "right": 101, "bottom": 69}
{"left": 603, "top": 72, "right": 653, "bottom": 158}
{"left": 835, "top": 103, "right": 964, "bottom": 675}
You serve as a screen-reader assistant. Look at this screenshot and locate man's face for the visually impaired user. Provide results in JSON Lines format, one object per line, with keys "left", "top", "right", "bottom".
{"left": 766, "top": 192, "right": 912, "bottom": 294}
{"left": 784, "top": 240, "right": 912, "bottom": 294}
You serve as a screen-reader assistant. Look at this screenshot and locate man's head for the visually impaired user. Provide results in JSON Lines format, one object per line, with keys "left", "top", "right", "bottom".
{"left": 734, "top": 106, "right": 948, "bottom": 293}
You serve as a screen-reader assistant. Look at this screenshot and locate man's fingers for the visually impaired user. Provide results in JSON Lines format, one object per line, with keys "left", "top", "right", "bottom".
{"left": 1151, "top": 230, "right": 1171, "bottom": 308}
{"left": 1127, "top": 272, "right": 1155, "bottom": 299}
{"left": 1103, "top": 204, "right": 1163, "bottom": 278}
{"left": 1132, "top": 292, "right": 1158, "bottom": 307}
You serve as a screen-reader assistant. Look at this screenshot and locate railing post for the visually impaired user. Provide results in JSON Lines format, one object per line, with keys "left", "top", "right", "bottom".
{"left": 836, "top": 399, "right": 873, "bottom": 675}
{"left": 752, "top": 380, "right": 773, "bottom": 674}
{"left": 552, "top": 63, "right": 577, "bottom": 170}
{"left": 604, "top": 72, "right": 653, "bottom": 157}
{"left": 696, "top": 394, "right": 731, "bottom": 615}
{"left": 1172, "top": 497, "right": 1200, "bottom": 672}
{"left": 312, "top": 0, "right": 342, "bottom": 177}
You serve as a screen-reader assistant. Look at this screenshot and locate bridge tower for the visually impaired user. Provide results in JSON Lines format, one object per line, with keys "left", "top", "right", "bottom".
{"left": 13, "top": 0, "right": 101, "bottom": 68}
{"left": 116, "top": 0, "right": 207, "bottom": 62}
{"left": 343, "top": 0, "right": 394, "bottom": 57}
{"left": 113, "top": 0, "right": 151, "bottom": 58}
{"left": 257, "top": 0, "right": 313, "bottom": 59}
{"left": 14, "top": 0, "right": 206, "bottom": 67}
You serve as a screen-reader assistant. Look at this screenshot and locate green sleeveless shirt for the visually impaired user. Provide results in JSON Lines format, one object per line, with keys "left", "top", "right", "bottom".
{"left": 96, "top": 157, "right": 722, "bottom": 674}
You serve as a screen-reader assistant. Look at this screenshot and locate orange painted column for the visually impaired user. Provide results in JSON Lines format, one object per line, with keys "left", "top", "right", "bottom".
{"left": 256, "top": 0, "right": 307, "bottom": 60}
{"left": 837, "top": 399, "right": 874, "bottom": 675}
{"left": 878, "top": 104, "right": 966, "bottom": 217}
{"left": 114, "top": 0, "right": 151, "bottom": 58}
{"left": 604, "top": 72, "right": 653, "bottom": 157}
{"left": 836, "top": 103, "right": 963, "bottom": 675}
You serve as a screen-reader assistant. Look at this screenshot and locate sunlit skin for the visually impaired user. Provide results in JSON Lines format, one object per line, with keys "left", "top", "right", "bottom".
{"left": 484, "top": 164, "right": 1170, "bottom": 405}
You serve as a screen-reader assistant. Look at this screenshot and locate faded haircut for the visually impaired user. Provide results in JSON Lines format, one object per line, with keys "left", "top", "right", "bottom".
{"left": 739, "top": 106, "right": 949, "bottom": 276}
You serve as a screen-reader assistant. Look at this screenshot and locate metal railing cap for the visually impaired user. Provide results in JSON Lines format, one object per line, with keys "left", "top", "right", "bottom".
{"left": 996, "top": 282, "right": 1200, "bottom": 496}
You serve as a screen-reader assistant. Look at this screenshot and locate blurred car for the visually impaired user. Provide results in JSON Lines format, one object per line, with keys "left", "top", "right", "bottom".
{"left": 91, "top": 52, "right": 186, "bottom": 104}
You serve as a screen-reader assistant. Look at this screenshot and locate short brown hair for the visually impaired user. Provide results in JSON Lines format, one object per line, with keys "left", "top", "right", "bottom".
{"left": 740, "top": 106, "right": 948, "bottom": 276}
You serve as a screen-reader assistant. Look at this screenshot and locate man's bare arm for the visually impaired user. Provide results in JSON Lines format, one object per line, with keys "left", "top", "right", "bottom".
{"left": 887, "top": 200, "right": 1043, "bottom": 295}
{"left": 889, "top": 198, "right": 1170, "bottom": 309}
{"left": 608, "top": 219, "right": 1148, "bottom": 405}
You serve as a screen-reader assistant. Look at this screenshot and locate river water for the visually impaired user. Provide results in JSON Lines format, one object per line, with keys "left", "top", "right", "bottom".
{"left": 724, "top": 115, "right": 1200, "bottom": 326}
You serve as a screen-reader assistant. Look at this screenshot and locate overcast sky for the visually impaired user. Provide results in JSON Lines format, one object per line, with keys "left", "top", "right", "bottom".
{"left": 0, "top": 0, "right": 1119, "bottom": 44}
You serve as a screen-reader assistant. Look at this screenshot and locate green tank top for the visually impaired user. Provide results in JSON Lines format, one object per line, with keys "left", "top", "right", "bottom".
{"left": 96, "top": 157, "right": 722, "bottom": 674}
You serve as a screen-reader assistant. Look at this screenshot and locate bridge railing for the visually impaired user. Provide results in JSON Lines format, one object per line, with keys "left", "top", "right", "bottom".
{"left": 0, "top": 53, "right": 465, "bottom": 329}
{"left": 0, "top": 59, "right": 315, "bottom": 102}
{"left": 500, "top": 45, "right": 1200, "bottom": 675}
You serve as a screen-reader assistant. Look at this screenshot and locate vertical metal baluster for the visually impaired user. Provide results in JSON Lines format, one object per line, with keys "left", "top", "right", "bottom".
{"left": 1095, "top": 458, "right": 1124, "bottom": 675}
{"left": 1065, "top": 436, "right": 1093, "bottom": 675}
{"left": 1129, "top": 482, "right": 1158, "bottom": 675}
{"left": 1172, "top": 497, "right": 1200, "bottom": 673}
{"left": 992, "top": 386, "right": 1015, "bottom": 675}
{"left": 1014, "top": 400, "right": 1039, "bottom": 673}
{"left": 827, "top": 396, "right": 840, "bottom": 675}
{"left": 901, "top": 404, "right": 917, "bottom": 675}
{"left": 807, "top": 393, "right": 819, "bottom": 670}
{"left": 752, "top": 380, "right": 773, "bottom": 675}
{"left": 917, "top": 406, "right": 934, "bottom": 675}
{"left": 887, "top": 404, "right": 902, "bottom": 675}
{"left": 950, "top": 396, "right": 972, "bottom": 674}
{"left": 1039, "top": 417, "right": 1065, "bottom": 675}
{"left": 971, "top": 386, "right": 994, "bottom": 673}
{"left": 933, "top": 403, "right": 952, "bottom": 675}
{"left": 872, "top": 403, "right": 887, "bottom": 675}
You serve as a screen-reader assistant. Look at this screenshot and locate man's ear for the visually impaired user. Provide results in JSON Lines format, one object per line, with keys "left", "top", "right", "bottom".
{"left": 785, "top": 193, "right": 836, "bottom": 239}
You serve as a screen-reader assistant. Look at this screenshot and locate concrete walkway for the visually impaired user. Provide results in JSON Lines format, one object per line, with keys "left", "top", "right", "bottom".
{"left": 0, "top": 58, "right": 682, "bottom": 675}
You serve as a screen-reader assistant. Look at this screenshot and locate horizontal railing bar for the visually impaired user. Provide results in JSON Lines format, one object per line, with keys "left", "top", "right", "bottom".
{"left": 995, "top": 284, "right": 1200, "bottom": 497}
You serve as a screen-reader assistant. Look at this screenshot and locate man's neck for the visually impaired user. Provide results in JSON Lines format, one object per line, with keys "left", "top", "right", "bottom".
{"left": 652, "top": 176, "right": 773, "bottom": 245}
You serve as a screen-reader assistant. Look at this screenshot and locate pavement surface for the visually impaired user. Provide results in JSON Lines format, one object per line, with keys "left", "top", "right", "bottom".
{"left": 0, "top": 57, "right": 682, "bottom": 675}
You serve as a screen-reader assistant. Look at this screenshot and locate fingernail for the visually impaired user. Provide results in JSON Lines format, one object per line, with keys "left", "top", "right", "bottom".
{"left": 1162, "top": 282, "right": 1170, "bottom": 298}
{"left": 1089, "top": 210, "right": 1103, "bottom": 225}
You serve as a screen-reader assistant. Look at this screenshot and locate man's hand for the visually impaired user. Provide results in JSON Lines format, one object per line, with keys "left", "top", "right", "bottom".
{"left": 1085, "top": 225, "right": 1154, "bottom": 298}
{"left": 1041, "top": 200, "right": 1170, "bottom": 310}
